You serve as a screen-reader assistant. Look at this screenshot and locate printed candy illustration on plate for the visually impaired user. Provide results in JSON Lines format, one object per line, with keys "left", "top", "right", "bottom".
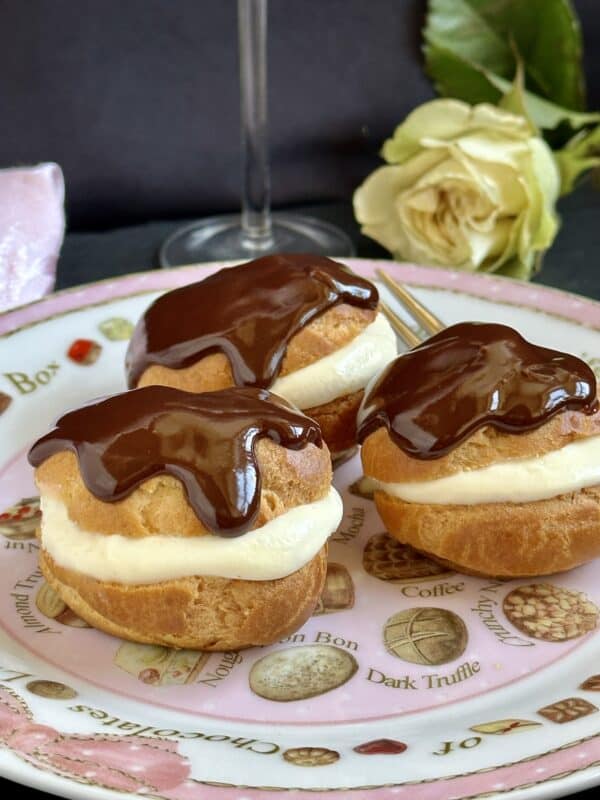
{"left": 347, "top": 477, "right": 374, "bottom": 500}
{"left": 383, "top": 607, "right": 468, "bottom": 665}
{"left": 0, "top": 391, "right": 12, "bottom": 416}
{"left": 469, "top": 719, "right": 542, "bottom": 735}
{"left": 363, "top": 533, "right": 452, "bottom": 583}
{"left": 98, "top": 317, "right": 134, "bottom": 341}
{"left": 35, "top": 582, "right": 90, "bottom": 627}
{"left": 25, "top": 680, "right": 77, "bottom": 700}
{"left": 114, "top": 642, "right": 210, "bottom": 686}
{"left": 503, "top": 584, "right": 599, "bottom": 642}
{"left": 282, "top": 747, "right": 340, "bottom": 767}
{"left": 580, "top": 675, "right": 600, "bottom": 691}
{"left": 537, "top": 697, "right": 598, "bottom": 723}
{"left": 353, "top": 739, "right": 408, "bottom": 755}
{"left": 0, "top": 497, "right": 41, "bottom": 540}
{"left": 249, "top": 644, "right": 358, "bottom": 701}
{"left": 313, "top": 562, "right": 354, "bottom": 615}
{"left": 67, "top": 338, "right": 102, "bottom": 365}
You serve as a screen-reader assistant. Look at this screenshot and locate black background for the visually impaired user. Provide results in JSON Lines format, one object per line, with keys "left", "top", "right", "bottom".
{"left": 0, "top": 0, "right": 597, "bottom": 231}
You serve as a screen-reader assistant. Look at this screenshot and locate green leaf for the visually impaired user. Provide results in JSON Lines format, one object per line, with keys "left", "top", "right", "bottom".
{"left": 424, "top": 42, "right": 502, "bottom": 105}
{"left": 555, "top": 125, "right": 600, "bottom": 194}
{"left": 484, "top": 70, "right": 600, "bottom": 131}
{"left": 497, "top": 57, "right": 537, "bottom": 133}
{"left": 424, "top": 0, "right": 586, "bottom": 112}
{"left": 425, "top": 42, "right": 600, "bottom": 132}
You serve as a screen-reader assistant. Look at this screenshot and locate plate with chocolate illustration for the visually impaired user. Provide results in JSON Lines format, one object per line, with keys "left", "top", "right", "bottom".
{"left": 2, "top": 257, "right": 600, "bottom": 800}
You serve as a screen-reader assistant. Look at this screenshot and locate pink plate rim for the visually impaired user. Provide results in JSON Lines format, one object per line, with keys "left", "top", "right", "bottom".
{"left": 1, "top": 258, "right": 600, "bottom": 337}
{"left": 2, "top": 258, "right": 600, "bottom": 800}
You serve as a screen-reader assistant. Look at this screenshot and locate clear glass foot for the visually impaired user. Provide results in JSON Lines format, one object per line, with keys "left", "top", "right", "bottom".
{"left": 159, "top": 212, "right": 355, "bottom": 267}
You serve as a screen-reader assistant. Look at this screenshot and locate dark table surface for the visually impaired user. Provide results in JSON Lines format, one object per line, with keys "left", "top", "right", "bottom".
{"left": 4, "top": 191, "right": 600, "bottom": 799}
{"left": 52, "top": 179, "right": 600, "bottom": 300}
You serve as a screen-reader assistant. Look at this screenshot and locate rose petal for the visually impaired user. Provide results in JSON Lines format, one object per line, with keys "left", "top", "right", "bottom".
{"left": 355, "top": 98, "right": 559, "bottom": 276}
{"left": 467, "top": 219, "right": 513, "bottom": 269}
{"left": 353, "top": 154, "right": 444, "bottom": 223}
{"left": 382, "top": 99, "right": 530, "bottom": 164}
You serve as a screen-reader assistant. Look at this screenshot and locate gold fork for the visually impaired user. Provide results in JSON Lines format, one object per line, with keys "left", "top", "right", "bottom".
{"left": 376, "top": 268, "right": 444, "bottom": 347}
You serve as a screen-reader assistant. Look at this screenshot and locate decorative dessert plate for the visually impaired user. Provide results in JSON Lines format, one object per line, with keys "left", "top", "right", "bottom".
{"left": 1, "top": 259, "right": 600, "bottom": 800}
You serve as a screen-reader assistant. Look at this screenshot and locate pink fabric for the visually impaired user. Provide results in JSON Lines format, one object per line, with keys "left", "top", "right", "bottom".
{"left": 0, "top": 163, "right": 64, "bottom": 312}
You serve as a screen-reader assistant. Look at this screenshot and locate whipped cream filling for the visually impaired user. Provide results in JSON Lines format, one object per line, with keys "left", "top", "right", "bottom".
{"left": 369, "top": 435, "right": 600, "bottom": 505}
{"left": 40, "top": 488, "right": 343, "bottom": 584}
{"left": 271, "top": 313, "right": 397, "bottom": 409}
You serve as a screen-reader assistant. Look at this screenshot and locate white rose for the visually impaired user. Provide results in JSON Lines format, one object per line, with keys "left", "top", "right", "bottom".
{"left": 353, "top": 99, "right": 560, "bottom": 278}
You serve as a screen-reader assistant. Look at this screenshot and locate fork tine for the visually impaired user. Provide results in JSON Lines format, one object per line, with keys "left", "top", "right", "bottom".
{"left": 380, "top": 301, "right": 422, "bottom": 349}
{"left": 376, "top": 269, "right": 444, "bottom": 335}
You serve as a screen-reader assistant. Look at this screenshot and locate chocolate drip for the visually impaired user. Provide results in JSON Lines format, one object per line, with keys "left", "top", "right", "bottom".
{"left": 357, "top": 322, "right": 598, "bottom": 458}
{"left": 28, "top": 386, "right": 322, "bottom": 536}
{"left": 125, "top": 254, "right": 378, "bottom": 388}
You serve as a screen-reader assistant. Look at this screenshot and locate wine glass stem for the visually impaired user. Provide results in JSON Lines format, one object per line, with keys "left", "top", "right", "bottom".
{"left": 238, "top": 0, "right": 274, "bottom": 250}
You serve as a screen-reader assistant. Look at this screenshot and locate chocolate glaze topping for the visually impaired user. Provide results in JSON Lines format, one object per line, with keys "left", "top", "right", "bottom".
{"left": 125, "top": 254, "right": 378, "bottom": 388}
{"left": 357, "top": 322, "right": 598, "bottom": 458}
{"left": 28, "top": 386, "right": 323, "bottom": 536}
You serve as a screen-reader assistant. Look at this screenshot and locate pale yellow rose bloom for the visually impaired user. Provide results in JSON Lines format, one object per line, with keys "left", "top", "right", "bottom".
{"left": 353, "top": 99, "right": 560, "bottom": 277}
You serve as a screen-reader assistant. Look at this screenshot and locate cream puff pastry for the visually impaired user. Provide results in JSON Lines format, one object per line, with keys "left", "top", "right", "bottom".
{"left": 358, "top": 322, "right": 600, "bottom": 578}
{"left": 125, "top": 253, "right": 397, "bottom": 457}
{"left": 29, "top": 386, "right": 343, "bottom": 650}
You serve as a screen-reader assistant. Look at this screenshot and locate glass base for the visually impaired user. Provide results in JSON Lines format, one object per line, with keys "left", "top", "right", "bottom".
{"left": 159, "top": 213, "right": 355, "bottom": 267}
